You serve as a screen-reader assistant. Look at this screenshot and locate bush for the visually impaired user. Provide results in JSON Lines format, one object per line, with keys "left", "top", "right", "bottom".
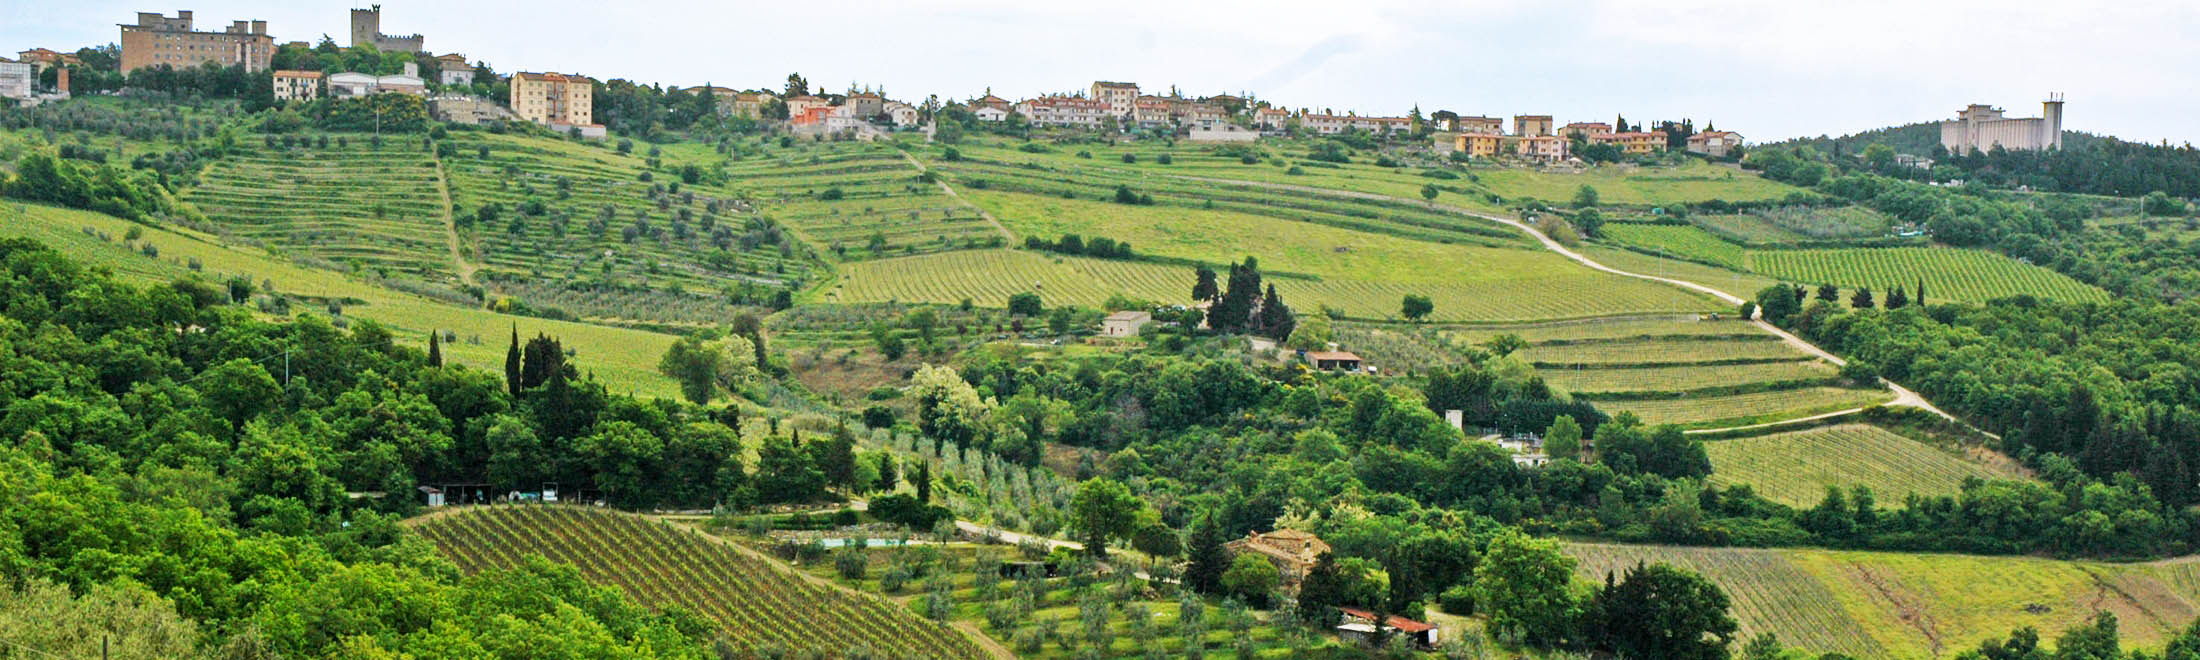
{"left": 1121, "top": 153, "right": 1137, "bottom": 164}
{"left": 1157, "top": 154, "right": 1173, "bottom": 165}
{"left": 835, "top": 549, "right": 868, "bottom": 580}
{"left": 1286, "top": 166, "right": 1305, "bottom": 176}
{"left": 1440, "top": 584, "right": 1477, "bottom": 615}
{"left": 820, "top": 186, "right": 846, "bottom": 201}
{"left": 861, "top": 405, "right": 896, "bottom": 429}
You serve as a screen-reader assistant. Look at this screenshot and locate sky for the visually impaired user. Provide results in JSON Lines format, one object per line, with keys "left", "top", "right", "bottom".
{"left": 8, "top": 0, "right": 2198, "bottom": 145}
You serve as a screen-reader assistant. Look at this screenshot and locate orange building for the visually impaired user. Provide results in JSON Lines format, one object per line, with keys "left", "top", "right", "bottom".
{"left": 118, "top": 11, "right": 273, "bottom": 73}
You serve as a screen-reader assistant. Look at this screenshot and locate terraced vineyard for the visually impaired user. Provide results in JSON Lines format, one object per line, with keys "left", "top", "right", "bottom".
{"left": 1704, "top": 424, "right": 2027, "bottom": 506}
{"left": 1580, "top": 246, "right": 1779, "bottom": 300}
{"left": 1568, "top": 542, "right": 2200, "bottom": 659}
{"left": 725, "top": 143, "right": 1000, "bottom": 260}
{"left": 1514, "top": 336, "right": 1802, "bottom": 366}
{"left": 413, "top": 506, "right": 983, "bottom": 658}
{"left": 189, "top": 137, "right": 452, "bottom": 278}
{"left": 1539, "top": 359, "right": 1836, "bottom": 394}
{"left": 1751, "top": 247, "right": 2108, "bottom": 303}
{"left": 439, "top": 131, "right": 812, "bottom": 320}
{"left": 831, "top": 248, "right": 1724, "bottom": 322}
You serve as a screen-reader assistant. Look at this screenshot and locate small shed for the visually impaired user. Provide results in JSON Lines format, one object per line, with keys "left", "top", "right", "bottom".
{"left": 1101, "top": 310, "right": 1152, "bottom": 337}
{"left": 1304, "top": 350, "right": 1364, "bottom": 371}
{"left": 417, "top": 485, "right": 445, "bottom": 508}
{"left": 1337, "top": 607, "right": 1440, "bottom": 648}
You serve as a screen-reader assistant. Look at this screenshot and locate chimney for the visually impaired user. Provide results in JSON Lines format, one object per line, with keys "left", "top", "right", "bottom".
{"left": 56, "top": 67, "right": 67, "bottom": 95}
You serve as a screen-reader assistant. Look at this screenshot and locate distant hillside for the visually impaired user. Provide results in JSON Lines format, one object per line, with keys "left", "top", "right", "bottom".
{"left": 1774, "top": 122, "right": 2122, "bottom": 158}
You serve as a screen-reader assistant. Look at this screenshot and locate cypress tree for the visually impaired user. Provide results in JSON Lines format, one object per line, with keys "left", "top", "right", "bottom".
{"left": 915, "top": 460, "right": 933, "bottom": 503}
{"left": 427, "top": 331, "right": 442, "bottom": 367}
{"left": 1916, "top": 279, "right": 1926, "bottom": 306}
{"left": 504, "top": 326, "right": 522, "bottom": 397}
{"left": 1192, "top": 265, "right": 1218, "bottom": 301}
{"left": 1184, "top": 512, "right": 1231, "bottom": 595}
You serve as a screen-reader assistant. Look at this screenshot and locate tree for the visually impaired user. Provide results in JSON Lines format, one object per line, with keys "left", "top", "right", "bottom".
{"left": 201, "top": 358, "right": 282, "bottom": 430}
{"left": 1220, "top": 553, "right": 1280, "bottom": 606}
{"left": 1915, "top": 279, "right": 1926, "bottom": 307}
{"left": 504, "top": 326, "right": 522, "bottom": 397}
{"left": 755, "top": 433, "right": 826, "bottom": 503}
{"left": 1297, "top": 552, "right": 1346, "bottom": 625}
{"left": 1401, "top": 294, "right": 1433, "bottom": 322}
{"left": 1545, "top": 414, "right": 1583, "bottom": 461}
{"left": 657, "top": 334, "right": 758, "bottom": 405}
{"left": 1184, "top": 512, "right": 1231, "bottom": 594}
{"left": 1850, "top": 287, "right": 1875, "bottom": 309}
{"left": 1286, "top": 312, "right": 1334, "bottom": 351}
{"left": 1886, "top": 285, "right": 1909, "bottom": 310}
{"left": 1587, "top": 562, "right": 1737, "bottom": 660}
{"left": 1192, "top": 265, "right": 1219, "bottom": 301}
{"left": 912, "top": 364, "right": 992, "bottom": 450}
{"left": 1008, "top": 292, "right": 1043, "bottom": 316}
{"left": 1816, "top": 283, "right": 1840, "bottom": 303}
{"left": 1131, "top": 521, "right": 1181, "bottom": 562}
{"left": 1258, "top": 284, "right": 1295, "bottom": 341}
{"left": 426, "top": 331, "right": 442, "bottom": 367}
{"left": 1420, "top": 183, "right": 1439, "bottom": 203}
{"left": 1573, "top": 184, "right": 1600, "bottom": 208}
{"left": 1472, "top": 530, "right": 1579, "bottom": 648}
{"left": 1067, "top": 478, "right": 1140, "bottom": 557}
{"left": 2144, "top": 191, "right": 2185, "bottom": 216}
{"left": 784, "top": 72, "right": 809, "bottom": 98}
{"left": 1755, "top": 284, "right": 1803, "bottom": 325}
{"left": 914, "top": 460, "right": 933, "bottom": 503}
{"left": 1572, "top": 208, "right": 1604, "bottom": 238}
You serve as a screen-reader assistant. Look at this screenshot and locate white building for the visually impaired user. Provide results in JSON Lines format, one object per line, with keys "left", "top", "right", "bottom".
{"left": 1101, "top": 311, "right": 1151, "bottom": 336}
{"left": 270, "top": 69, "right": 320, "bottom": 103}
{"left": 1188, "top": 123, "right": 1258, "bottom": 143}
{"left": 1686, "top": 131, "right": 1744, "bottom": 158}
{"left": 435, "top": 54, "right": 473, "bottom": 86}
{"left": 1014, "top": 96, "right": 1109, "bottom": 128}
{"left": 884, "top": 101, "right": 920, "bottom": 127}
{"left": 328, "top": 63, "right": 425, "bottom": 98}
{"left": 1940, "top": 96, "right": 2064, "bottom": 154}
{"left": 1297, "top": 113, "right": 1409, "bottom": 135}
{"left": 974, "top": 106, "right": 1007, "bottom": 122}
{"left": 0, "top": 59, "right": 32, "bottom": 100}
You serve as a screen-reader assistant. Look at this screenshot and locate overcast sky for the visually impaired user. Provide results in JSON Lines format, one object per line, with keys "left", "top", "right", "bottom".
{"left": 9, "top": 0, "right": 2197, "bottom": 145}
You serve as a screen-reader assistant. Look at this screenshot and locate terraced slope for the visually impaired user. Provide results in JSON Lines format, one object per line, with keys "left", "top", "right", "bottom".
{"left": 190, "top": 137, "right": 451, "bottom": 278}
{"left": 723, "top": 144, "right": 998, "bottom": 260}
{"left": 412, "top": 506, "right": 985, "bottom": 658}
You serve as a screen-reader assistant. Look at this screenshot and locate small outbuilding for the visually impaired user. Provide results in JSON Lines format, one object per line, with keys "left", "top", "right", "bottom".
{"left": 1101, "top": 310, "right": 1152, "bottom": 337}
{"left": 1336, "top": 607, "right": 1440, "bottom": 649}
{"left": 1304, "top": 350, "right": 1363, "bottom": 371}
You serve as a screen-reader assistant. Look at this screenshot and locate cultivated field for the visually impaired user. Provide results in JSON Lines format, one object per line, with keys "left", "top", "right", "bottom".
{"left": 1580, "top": 246, "right": 1779, "bottom": 300}
{"left": 189, "top": 137, "right": 452, "bottom": 278}
{"left": 1567, "top": 542, "right": 2200, "bottom": 659}
{"left": 1693, "top": 206, "right": 1893, "bottom": 244}
{"left": 1600, "top": 223, "right": 1751, "bottom": 269}
{"left": 1514, "top": 336, "right": 1803, "bottom": 366}
{"left": 1750, "top": 247, "right": 2109, "bottom": 303}
{"left": 829, "top": 248, "right": 1725, "bottom": 322}
{"left": 759, "top": 540, "right": 1324, "bottom": 659}
{"left": 1704, "top": 424, "right": 2028, "bottom": 506}
{"left": 414, "top": 506, "right": 985, "bottom": 658}
{"left": 1540, "top": 359, "right": 1836, "bottom": 394}
{"left": 724, "top": 141, "right": 1001, "bottom": 260}
{"left": 1596, "top": 387, "right": 1893, "bottom": 428}
{"left": 0, "top": 202, "right": 683, "bottom": 398}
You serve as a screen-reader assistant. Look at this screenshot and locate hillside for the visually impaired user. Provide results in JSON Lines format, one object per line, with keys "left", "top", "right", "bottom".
{"left": 1567, "top": 542, "right": 2200, "bottom": 659}
{"left": 411, "top": 505, "right": 987, "bottom": 658}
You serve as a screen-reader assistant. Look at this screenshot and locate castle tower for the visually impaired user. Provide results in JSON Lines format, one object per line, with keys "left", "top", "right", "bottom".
{"left": 349, "top": 5, "right": 381, "bottom": 50}
{"left": 2041, "top": 93, "right": 2065, "bottom": 150}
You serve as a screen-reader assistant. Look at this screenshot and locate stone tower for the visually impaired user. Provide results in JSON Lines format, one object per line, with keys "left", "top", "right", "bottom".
{"left": 349, "top": 5, "right": 380, "bottom": 50}
{"left": 2041, "top": 93, "right": 2065, "bottom": 150}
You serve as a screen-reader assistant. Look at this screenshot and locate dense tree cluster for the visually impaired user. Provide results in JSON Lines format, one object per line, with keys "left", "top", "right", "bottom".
{"left": 1024, "top": 233, "right": 1135, "bottom": 259}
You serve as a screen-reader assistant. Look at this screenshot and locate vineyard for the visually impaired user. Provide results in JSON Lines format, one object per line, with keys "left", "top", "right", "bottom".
{"left": 726, "top": 143, "right": 1001, "bottom": 260}
{"left": 1539, "top": 359, "right": 1836, "bottom": 394}
{"left": 1514, "top": 336, "right": 1801, "bottom": 366}
{"left": 830, "top": 246, "right": 1723, "bottom": 322}
{"left": 189, "top": 137, "right": 452, "bottom": 279}
{"left": 1692, "top": 206, "right": 1893, "bottom": 245}
{"left": 1600, "top": 223, "right": 1750, "bottom": 269}
{"left": 1596, "top": 386, "right": 1892, "bottom": 428}
{"left": 1580, "top": 246, "right": 1778, "bottom": 300}
{"left": 1568, "top": 542, "right": 2200, "bottom": 659}
{"left": 1704, "top": 424, "right": 2027, "bottom": 506}
{"left": 412, "top": 505, "right": 985, "bottom": 658}
{"left": 1750, "top": 247, "right": 2108, "bottom": 303}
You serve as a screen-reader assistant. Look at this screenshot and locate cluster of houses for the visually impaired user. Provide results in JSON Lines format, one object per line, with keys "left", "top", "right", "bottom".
{"left": 1222, "top": 528, "right": 1445, "bottom": 649}
{"left": 1444, "top": 115, "right": 1745, "bottom": 163}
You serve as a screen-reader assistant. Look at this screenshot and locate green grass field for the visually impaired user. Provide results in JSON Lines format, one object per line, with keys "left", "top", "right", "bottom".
{"left": 1704, "top": 424, "right": 2029, "bottom": 506}
{"left": 1515, "top": 337, "right": 1802, "bottom": 366}
{"left": 0, "top": 202, "right": 683, "bottom": 398}
{"left": 1474, "top": 159, "right": 1796, "bottom": 207}
{"left": 828, "top": 247, "right": 1724, "bottom": 322}
{"left": 1569, "top": 542, "right": 2200, "bottom": 659}
{"left": 1751, "top": 247, "right": 2108, "bottom": 303}
{"left": 1581, "top": 246, "right": 1778, "bottom": 301}
{"left": 1693, "top": 206, "right": 1893, "bottom": 245}
{"left": 1541, "top": 359, "right": 1835, "bottom": 394}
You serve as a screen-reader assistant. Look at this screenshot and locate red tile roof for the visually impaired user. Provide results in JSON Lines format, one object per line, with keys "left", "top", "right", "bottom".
{"left": 1338, "top": 607, "right": 1435, "bottom": 633}
{"left": 1306, "top": 351, "right": 1361, "bottom": 362}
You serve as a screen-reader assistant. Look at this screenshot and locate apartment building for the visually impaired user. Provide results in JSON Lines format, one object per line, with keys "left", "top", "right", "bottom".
{"left": 270, "top": 69, "right": 320, "bottom": 103}
{"left": 1091, "top": 80, "right": 1139, "bottom": 117}
{"left": 1560, "top": 122, "right": 1611, "bottom": 137}
{"left": 0, "top": 59, "right": 32, "bottom": 100}
{"left": 1300, "top": 113, "right": 1411, "bottom": 135}
{"left": 1015, "top": 96, "right": 1109, "bottom": 128}
{"left": 785, "top": 95, "right": 828, "bottom": 118}
{"left": 1687, "top": 131, "right": 1744, "bottom": 158}
{"left": 14, "top": 48, "right": 80, "bottom": 73}
{"left": 1456, "top": 116, "right": 1503, "bottom": 134}
{"left": 1453, "top": 133, "right": 1503, "bottom": 158}
{"left": 119, "top": 11, "right": 273, "bottom": 73}
{"left": 435, "top": 54, "right": 472, "bottom": 86}
{"left": 846, "top": 92, "right": 884, "bottom": 119}
{"left": 509, "top": 71, "right": 595, "bottom": 127}
{"left": 1516, "top": 135, "right": 1569, "bottom": 161}
{"left": 1513, "top": 115, "right": 1553, "bottom": 137}
{"left": 1254, "top": 107, "right": 1292, "bottom": 133}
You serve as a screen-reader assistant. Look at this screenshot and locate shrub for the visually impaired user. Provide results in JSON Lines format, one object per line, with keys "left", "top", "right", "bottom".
{"left": 1121, "top": 153, "right": 1137, "bottom": 164}
{"left": 1157, "top": 154, "right": 1173, "bottom": 165}
{"left": 835, "top": 549, "right": 868, "bottom": 580}
{"left": 820, "top": 186, "right": 846, "bottom": 201}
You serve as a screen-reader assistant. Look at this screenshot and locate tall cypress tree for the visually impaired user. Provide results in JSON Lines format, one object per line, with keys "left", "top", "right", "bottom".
{"left": 427, "top": 331, "right": 443, "bottom": 367}
{"left": 1259, "top": 284, "right": 1295, "bottom": 341}
{"left": 915, "top": 460, "right": 933, "bottom": 503}
{"left": 1192, "top": 265, "right": 1218, "bottom": 301}
{"left": 1915, "top": 279, "right": 1926, "bottom": 307}
{"left": 1297, "top": 552, "right": 1346, "bottom": 624}
{"left": 504, "top": 326, "right": 522, "bottom": 397}
{"left": 1184, "top": 512, "right": 1231, "bottom": 595}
